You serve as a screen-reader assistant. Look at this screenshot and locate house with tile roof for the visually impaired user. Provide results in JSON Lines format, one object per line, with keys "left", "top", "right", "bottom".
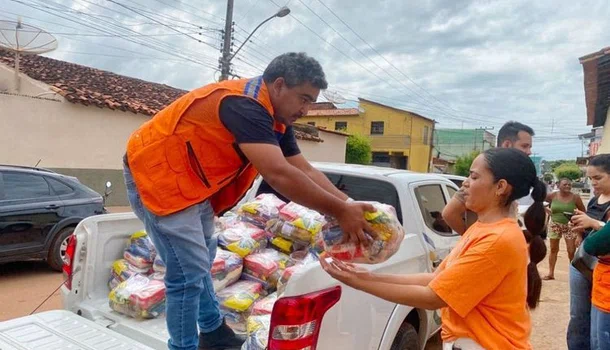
{"left": 300, "top": 99, "right": 435, "bottom": 172}
{"left": 0, "top": 50, "right": 347, "bottom": 206}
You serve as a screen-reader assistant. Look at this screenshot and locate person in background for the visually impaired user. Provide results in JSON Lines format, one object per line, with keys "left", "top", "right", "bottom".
{"left": 322, "top": 148, "right": 547, "bottom": 349}
{"left": 442, "top": 121, "right": 535, "bottom": 234}
{"left": 543, "top": 178, "right": 586, "bottom": 280}
{"left": 583, "top": 210, "right": 610, "bottom": 350}
{"left": 567, "top": 154, "right": 610, "bottom": 350}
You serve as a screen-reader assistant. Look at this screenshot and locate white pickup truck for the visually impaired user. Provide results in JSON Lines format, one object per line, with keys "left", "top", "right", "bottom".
{"left": 0, "top": 163, "right": 460, "bottom": 350}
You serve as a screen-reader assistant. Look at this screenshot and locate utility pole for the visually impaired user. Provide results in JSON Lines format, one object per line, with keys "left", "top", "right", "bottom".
{"left": 219, "top": 0, "right": 234, "bottom": 81}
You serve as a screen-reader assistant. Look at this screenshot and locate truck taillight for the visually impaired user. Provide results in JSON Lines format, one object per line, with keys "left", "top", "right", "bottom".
{"left": 269, "top": 286, "right": 341, "bottom": 350}
{"left": 62, "top": 234, "right": 77, "bottom": 290}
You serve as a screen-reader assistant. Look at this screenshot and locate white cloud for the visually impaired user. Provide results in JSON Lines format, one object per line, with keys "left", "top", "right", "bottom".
{"left": 2, "top": 0, "right": 608, "bottom": 160}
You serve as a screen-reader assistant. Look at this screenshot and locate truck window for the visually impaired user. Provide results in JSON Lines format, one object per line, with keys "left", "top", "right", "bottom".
{"left": 255, "top": 174, "right": 403, "bottom": 224}
{"left": 414, "top": 184, "right": 453, "bottom": 235}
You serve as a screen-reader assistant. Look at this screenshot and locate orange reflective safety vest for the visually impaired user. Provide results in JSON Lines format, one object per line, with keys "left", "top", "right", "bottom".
{"left": 126, "top": 76, "right": 285, "bottom": 216}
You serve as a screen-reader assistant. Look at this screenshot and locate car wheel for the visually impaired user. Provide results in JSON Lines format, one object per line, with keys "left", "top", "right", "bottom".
{"left": 390, "top": 322, "right": 420, "bottom": 350}
{"left": 47, "top": 227, "right": 75, "bottom": 271}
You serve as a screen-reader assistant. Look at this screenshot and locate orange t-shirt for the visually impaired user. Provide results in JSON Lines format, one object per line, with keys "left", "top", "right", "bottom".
{"left": 429, "top": 218, "right": 532, "bottom": 349}
{"left": 592, "top": 261, "right": 610, "bottom": 312}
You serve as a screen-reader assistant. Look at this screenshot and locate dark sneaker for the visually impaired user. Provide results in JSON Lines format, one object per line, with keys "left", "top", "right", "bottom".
{"left": 198, "top": 321, "right": 246, "bottom": 350}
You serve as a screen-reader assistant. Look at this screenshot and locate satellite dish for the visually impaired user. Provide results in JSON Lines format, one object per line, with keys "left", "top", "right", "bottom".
{"left": 322, "top": 90, "right": 347, "bottom": 104}
{"left": 0, "top": 19, "right": 58, "bottom": 92}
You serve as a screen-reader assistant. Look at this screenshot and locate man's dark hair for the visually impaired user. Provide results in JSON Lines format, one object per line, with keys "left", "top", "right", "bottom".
{"left": 497, "top": 121, "right": 535, "bottom": 147}
{"left": 263, "top": 52, "right": 328, "bottom": 89}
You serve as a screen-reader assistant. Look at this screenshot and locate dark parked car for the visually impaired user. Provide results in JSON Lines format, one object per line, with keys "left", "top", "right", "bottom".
{"left": 0, "top": 165, "right": 109, "bottom": 270}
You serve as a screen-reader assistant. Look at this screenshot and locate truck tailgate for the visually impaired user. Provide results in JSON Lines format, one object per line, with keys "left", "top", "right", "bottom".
{"left": 0, "top": 310, "right": 152, "bottom": 350}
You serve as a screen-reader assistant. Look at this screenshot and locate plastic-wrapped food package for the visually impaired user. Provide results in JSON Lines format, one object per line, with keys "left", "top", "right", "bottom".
{"left": 276, "top": 265, "right": 296, "bottom": 296}
{"left": 108, "top": 274, "right": 166, "bottom": 319}
{"left": 269, "top": 235, "right": 308, "bottom": 255}
{"left": 153, "top": 255, "right": 166, "bottom": 274}
{"left": 251, "top": 292, "right": 277, "bottom": 316}
{"left": 123, "top": 230, "right": 156, "bottom": 270}
{"left": 243, "top": 249, "right": 291, "bottom": 292}
{"left": 218, "top": 222, "right": 267, "bottom": 258}
{"left": 238, "top": 194, "right": 286, "bottom": 229}
{"left": 241, "top": 315, "right": 271, "bottom": 350}
{"left": 265, "top": 202, "right": 326, "bottom": 245}
{"left": 276, "top": 250, "right": 319, "bottom": 296}
{"left": 215, "top": 211, "right": 241, "bottom": 233}
{"left": 212, "top": 248, "right": 243, "bottom": 292}
{"left": 321, "top": 202, "right": 405, "bottom": 264}
{"left": 217, "top": 280, "right": 264, "bottom": 333}
{"left": 108, "top": 259, "right": 149, "bottom": 290}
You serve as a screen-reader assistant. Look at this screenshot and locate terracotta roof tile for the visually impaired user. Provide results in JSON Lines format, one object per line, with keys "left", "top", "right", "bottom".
{"left": 293, "top": 123, "right": 323, "bottom": 142}
{"left": 0, "top": 49, "right": 187, "bottom": 115}
{"left": 309, "top": 102, "right": 337, "bottom": 110}
{"left": 306, "top": 108, "right": 359, "bottom": 116}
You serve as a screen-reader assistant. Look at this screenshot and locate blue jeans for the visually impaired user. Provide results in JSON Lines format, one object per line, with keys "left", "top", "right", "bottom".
{"left": 123, "top": 165, "right": 221, "bottom": 350}
{"left": 568, "top": 265, "right": 593, "bottom": 350}
{"left": 592, "top": 305, "right": 610, "bottom": 350}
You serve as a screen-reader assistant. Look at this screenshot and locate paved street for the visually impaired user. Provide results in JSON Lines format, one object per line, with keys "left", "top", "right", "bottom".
{"left": 0, "top": 236, "right": 572, "bottom": 349}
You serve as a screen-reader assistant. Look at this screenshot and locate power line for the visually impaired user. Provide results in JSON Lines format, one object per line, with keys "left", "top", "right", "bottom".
{"left": 150, "top": 0, "right": 225, "bottom": 27}
{"left": 106, "top": 0, "right": 219, "bottom": 50}
{"left": 9, "top": 0, "right": 220, "bottom": 70}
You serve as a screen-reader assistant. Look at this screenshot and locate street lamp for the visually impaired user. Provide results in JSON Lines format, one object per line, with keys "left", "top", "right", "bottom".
{"left": 219, "top": 6, "right": 290, "bottom": 80}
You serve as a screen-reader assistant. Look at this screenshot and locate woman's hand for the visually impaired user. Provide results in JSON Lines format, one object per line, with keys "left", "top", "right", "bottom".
{"left": 320, "top": 257, "right": 371, "bottom": 287}
{"left": 571, "top": 209, "right": 602, "bottom": 231}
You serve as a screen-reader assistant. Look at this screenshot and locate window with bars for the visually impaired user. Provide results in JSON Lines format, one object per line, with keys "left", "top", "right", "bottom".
{"left": 371, "top": 121, "right": 384, "bottom": 135}
{"left": 335, "top": 121, "right": 347, "bottom": 131}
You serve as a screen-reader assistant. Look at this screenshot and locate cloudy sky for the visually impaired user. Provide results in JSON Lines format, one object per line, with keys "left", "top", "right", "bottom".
{"left": 2, "top": 0, "right": 608, "bottom": 160}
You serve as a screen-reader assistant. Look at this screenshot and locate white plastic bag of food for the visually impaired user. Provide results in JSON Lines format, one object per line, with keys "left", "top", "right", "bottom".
{"left": 108, "top": 258, "right": 149, "bottom": 290}
{"left": 123, "top": 230, "right": 156, "bottom": 270}
{"left": 251, "top": 292, "right": 278, "bottom": 316}
{"left": 238, "top": 193, "right": 286, "bottom": 228}
{"left": 321, "top": 202, "right": 405, "bottom": 264}
{"left": 212, "top": 248, "right": 243, "bottom": 292}
{"left": 265, "top": 202, "right": 326, "bottom": 245}
{"left": 218, "top": 222, "right": 267, "bottom": 257}
{"left": 217, "top": 280, "right": 264, "bottom": 333}
{"left": 241, "top": 315, "right": 271, "bottom": 350}
{"left": 108, "top": 274, "right": 166, "bottom": 319}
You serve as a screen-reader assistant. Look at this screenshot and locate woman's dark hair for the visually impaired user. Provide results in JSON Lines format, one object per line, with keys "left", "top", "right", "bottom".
{"left": 589, "top": 154, "right": 610, "bottom": 174}
{"left": 484, "top": 148, "right": 547, "bottom": 309}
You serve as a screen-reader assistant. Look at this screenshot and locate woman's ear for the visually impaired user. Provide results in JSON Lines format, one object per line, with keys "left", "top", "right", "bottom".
{"left": 496, "top": 179, "right": 511, "bottom": 197}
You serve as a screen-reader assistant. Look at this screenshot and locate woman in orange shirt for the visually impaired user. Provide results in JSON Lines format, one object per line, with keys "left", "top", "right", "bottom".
{"left": 322, "top": 148, "right": 547, "bottom": 349}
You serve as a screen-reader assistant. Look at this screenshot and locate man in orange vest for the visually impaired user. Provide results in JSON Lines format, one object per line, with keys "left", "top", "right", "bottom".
{"left": 123, "top": 52, "right": 374, "bottom": 350}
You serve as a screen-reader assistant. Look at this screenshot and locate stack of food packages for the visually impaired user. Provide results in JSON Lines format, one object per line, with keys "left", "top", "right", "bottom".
{"left": 108, "top": 231, "right": 166, "bottom": 319}
{"left": 105, "top": 194, "right": 404, "bottom": 346}
{"left": 237, "top": 199, "right": 405, "bottom": 348}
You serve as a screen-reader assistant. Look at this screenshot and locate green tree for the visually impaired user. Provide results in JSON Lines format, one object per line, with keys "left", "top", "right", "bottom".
{"left": 454, "top": 151, "right": 480, "bottom": 176}
{"left": 346, "top": 134, "right": 372, "bottom": 165}
{"left": 554, "top": 162, "right": 582, "bottom": 181}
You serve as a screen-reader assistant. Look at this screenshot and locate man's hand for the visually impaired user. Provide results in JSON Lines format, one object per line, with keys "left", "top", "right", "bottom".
{"left": 336, "top": 201, "right": 377, "bottom": 245}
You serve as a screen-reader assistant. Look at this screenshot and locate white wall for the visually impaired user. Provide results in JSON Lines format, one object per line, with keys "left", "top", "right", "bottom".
{"left": 0, "top": 65, "right": 149, "bottom": 169}
{"left": 297, "top": 131, "right": 347, "bottom": 163}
